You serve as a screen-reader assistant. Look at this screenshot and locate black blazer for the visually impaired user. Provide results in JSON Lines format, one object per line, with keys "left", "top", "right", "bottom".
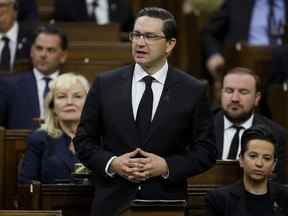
{"left": 17, "top": 0, "right": 39, "bottom": 21}
{"left": 214, "top": 111, "right": 287, "bottom": 183}
{"left": 205, "top": 181, "right": 288, "bottom": 216}
{"left": 74, "top": 64, "right": 217, "bottom": 216}
{"left": 54, "top": 0, "right": 134, "bottom": 32}
{"left": 202, "top": 0, "right": 288, "bottom": 58}
{"left": 18, "top": 130, "right": 78, "bottom": 184}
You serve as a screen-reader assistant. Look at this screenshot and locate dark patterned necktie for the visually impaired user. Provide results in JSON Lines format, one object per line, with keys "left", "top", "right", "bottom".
{"left": 136, "top": 76, "right": 154, "bottom": 143}
{"left": 0, "top": 36, "right": 11, "bottom": 71}
{"left": 43, "top": 77, "right": 52, "bottom": 99}
{"left": 227, "top": 125, "right": 243, "bottom": 159}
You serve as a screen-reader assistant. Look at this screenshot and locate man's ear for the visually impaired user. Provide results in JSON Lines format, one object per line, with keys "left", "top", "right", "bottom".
{"left": 239, "top": 155, "right": 244, "bottom": 168}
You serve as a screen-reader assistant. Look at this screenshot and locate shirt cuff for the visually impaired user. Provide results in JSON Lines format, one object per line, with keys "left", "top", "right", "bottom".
{"left": 105, "top": 156, "right": 117, "bottom": 177}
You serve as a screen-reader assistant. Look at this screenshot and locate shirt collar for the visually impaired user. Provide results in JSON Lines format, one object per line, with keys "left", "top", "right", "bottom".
{"left": 224, "top": 114, "right": 254, "bottom": 130}
{"left": 134, "top": 61, "right": 168, "bottom": 85}
{"left": 33, "top": 68, "right": 59, "bottom": 82}
{"left": 0, "top": 22, "right": 18, "bottom": 43}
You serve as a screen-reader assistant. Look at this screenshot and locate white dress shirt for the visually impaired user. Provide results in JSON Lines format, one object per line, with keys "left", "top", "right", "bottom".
{"left": 105, "top": 62, "right": 169, "bottom": 176}
{"left": 33, "top": 69, "right": 59, "bottom": 118}
{"left": 86, "top": 0, "right": 109, "bottom": 25}
{"left": 0, "top": 22, "right": 18, "bottom": 67}
{"left": 222, "top": 115, "right": 254, "bottom": 160}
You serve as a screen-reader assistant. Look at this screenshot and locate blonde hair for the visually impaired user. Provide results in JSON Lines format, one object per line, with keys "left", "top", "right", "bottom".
{"left": 40, "top": 73, "right": 90, "bottom": 138}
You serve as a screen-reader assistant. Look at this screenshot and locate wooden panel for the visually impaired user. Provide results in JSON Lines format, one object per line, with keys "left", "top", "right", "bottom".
{"left": 1, "top": 129, "right": 31, "bottom": 209}
{"left": 37, "top": 0, "right": 54, "bottom": 22}
{"left": 0, "top": 210, "right": 61, "bottom": 216}
{"left": 55, "top": 22, "right": 121, "bottom": 42}
{"left": 15, "top": 161, "right": 241, "bottom": 216}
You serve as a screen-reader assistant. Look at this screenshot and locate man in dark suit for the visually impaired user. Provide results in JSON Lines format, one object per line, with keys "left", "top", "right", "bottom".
{"left": 17, "top": 0, "right": 39, "bottom": 22}
{"left": 0, "top": 0, "right": 34, "bottom": 72}
{"left": 54, "top": 0, "right": 134, "bottom": 32}
{"left": 205, "top": 124, "right": 288, "bottom": 216}
{"left": 202, "top": 0, "right": 288, "bottom": 76}
{"left": 0, "top": 24, "right": 68, "bottom": 129}
{"left": 74, "top": 7, "right": 217, "bottom": 216}
{"left": 214, "top": 67, "right": 287, "bottom": 183}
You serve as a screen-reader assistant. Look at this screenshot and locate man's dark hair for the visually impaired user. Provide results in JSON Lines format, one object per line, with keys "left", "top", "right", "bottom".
{"left": 135, "top": 7, "right": 177, "bottom": 40}
{"left": 32, "top": 24, "right": 68, "bottom": 50}
{"left": 240, "top": 124, "right": 278, "bottom": 159}
{"left": 222, "top": 67, "right": 262, "bottom": 92}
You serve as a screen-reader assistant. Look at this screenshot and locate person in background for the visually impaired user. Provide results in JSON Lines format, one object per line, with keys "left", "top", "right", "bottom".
{"left": 0, "top": 24, "right": 68, "bottom": 129}
{"left": 18, "top": 73, "right": 90, "bottom": 184}
{"left": 17, "top": 0, "right": 39, "bottom": 22}
{"left": 202, "top": 0, "right": 288, "bottom": 78}
{"left": 0, "top": 0, "right": 34, "bottom": 72}
{"left": 74, "top": 7, "right": 217, "bottom": 216}
{"left": 54, "top": 0, "right": 134, "bottom": 32}
{"left": 205, "top": 124, "right": 288, "bottom": 216}
{"left": 214, "top": 67, "right": 287, "bottom": 183}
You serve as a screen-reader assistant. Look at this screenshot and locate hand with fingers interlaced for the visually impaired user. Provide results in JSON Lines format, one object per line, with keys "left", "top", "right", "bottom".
{"left": 110, "top": 148, "right": 169, "bottom": 183}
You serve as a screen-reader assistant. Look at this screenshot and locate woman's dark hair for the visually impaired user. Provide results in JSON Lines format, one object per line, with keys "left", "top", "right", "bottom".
{"left": 240, "top": 124, "right": 278, "bottom": 159}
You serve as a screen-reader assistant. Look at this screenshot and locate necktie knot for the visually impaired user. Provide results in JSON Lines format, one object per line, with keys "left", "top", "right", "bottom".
{"left": 2, "top": 36, "right": 9, "bottom": 43}
{"left": 43, "top": 76, "right": 52, "bottom": 98}
{"left": 143, "top": 76, "right": 154, "bottom": 87}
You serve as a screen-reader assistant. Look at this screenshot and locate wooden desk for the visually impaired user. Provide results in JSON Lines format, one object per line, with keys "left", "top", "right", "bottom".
{"left": 15, "top": 161, "right": 241, "bottom": 216}
{"left": 0, "top": 128, "right": 31, "bottom": 209}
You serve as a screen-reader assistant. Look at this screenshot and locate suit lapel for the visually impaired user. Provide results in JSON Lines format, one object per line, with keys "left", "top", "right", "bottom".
{"left": 52, "top": 135, "right": 75, "bottom": 172}
{"left": 20, "top": 73, "right": 40, "bottom": 117}
{"left": 117, "top": 65, "right": 139, "bottom": 148}
{"left": 143, "top": 67, "right": 181, "bottom": 145}
{"left": 214, "top": 111, "right": 224, "bottom": 159}
{"left": 230, "top": 181, "right": 250, "bottom": 216}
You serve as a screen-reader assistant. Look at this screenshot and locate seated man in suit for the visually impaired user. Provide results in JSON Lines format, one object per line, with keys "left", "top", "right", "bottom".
{"left": 205, "top": 124, "right": 288, "bottom": 216}
{"left": 74, "top": 7, "right": 217, "bottom": 216}
{"left": 202, "top": 0, "right": 287, "bottom": 77}
{"left": 214, "top": 67, "right": 287, "bottom": 183}
{"left": 0, "top": 24, "right": 68, "bottom": 129}
{"left": 54, "top": 0, "right": 134, "bottom": 32}
{"left": 0, "top": 0, "right": 34, "bottom": 72}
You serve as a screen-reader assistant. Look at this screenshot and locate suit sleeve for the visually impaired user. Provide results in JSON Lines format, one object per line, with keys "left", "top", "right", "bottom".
{"left": 202, "top": 0, "right": 230, "bottom": 58}
{"left": 74, "top": 76, "right": 115, "bottom": 178}
{"left": 165, "top": 82, "right": 217, "bottom": 183}
{"left": 205, "top": 190, "right": 226, "bottom": 216}
{"left": 18, "top": 132, "right": 45, "bottom": 183}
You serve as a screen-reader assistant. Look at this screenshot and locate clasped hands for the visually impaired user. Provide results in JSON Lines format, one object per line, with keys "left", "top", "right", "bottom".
{"left": 110, "top": 148, "right": 168, "bottom": 183}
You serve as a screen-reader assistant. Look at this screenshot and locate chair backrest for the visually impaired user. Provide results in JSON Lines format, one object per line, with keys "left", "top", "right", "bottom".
{"left": 0, "top": 210, "right": 62, "bottom": 216}
{"left": 0, "top": 128, "right": 31, "bottom": 209}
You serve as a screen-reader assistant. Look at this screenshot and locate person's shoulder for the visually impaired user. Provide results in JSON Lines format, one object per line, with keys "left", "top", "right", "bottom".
{"left": 254, "top": 113, "right": 286, "bottom": 134}
{"left": 28, "top": 130, "right": 49, "bottom": 143}
{"left": 97, "top": 64, "right": 133, "bottom": 79}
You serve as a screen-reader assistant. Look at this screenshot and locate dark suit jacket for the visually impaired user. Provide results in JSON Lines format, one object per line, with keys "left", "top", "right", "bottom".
{"left": 205, "top": 181, "right": 288, "bottom": 216}
{"left": 214, "top": 111, "right": 287, "bottom": 183}
{"left": 17, "top": 0, "right": 39, "bottom": 22}
{"left": 18, "top": 130, "right": 78, "bottom": 184}
{"left": 74, "top": 64, "right": 217, "bottom": 216}
{"left": 1, "top": 72, "right": 40, "bottom": 129}
{"left": 14, "top": 23, "right": 33, "bottom": 64}
{"left": 0, "top": 22, "right": 32, "bottom": 72}
{"left": 202, "top": 0, "right": 288, "bottom": 58}
{"left": 54, "top": 0, "right": 134, "bottom": 32}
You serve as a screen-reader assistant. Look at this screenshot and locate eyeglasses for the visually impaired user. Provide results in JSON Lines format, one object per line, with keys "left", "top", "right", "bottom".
{"left": 129, "top": 31, "right": 166, "bottom": 43}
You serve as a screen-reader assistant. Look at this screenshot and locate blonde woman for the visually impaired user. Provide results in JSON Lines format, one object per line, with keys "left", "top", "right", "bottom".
{"left": 18, "top": 73, "right": 89, "bottom": 184}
